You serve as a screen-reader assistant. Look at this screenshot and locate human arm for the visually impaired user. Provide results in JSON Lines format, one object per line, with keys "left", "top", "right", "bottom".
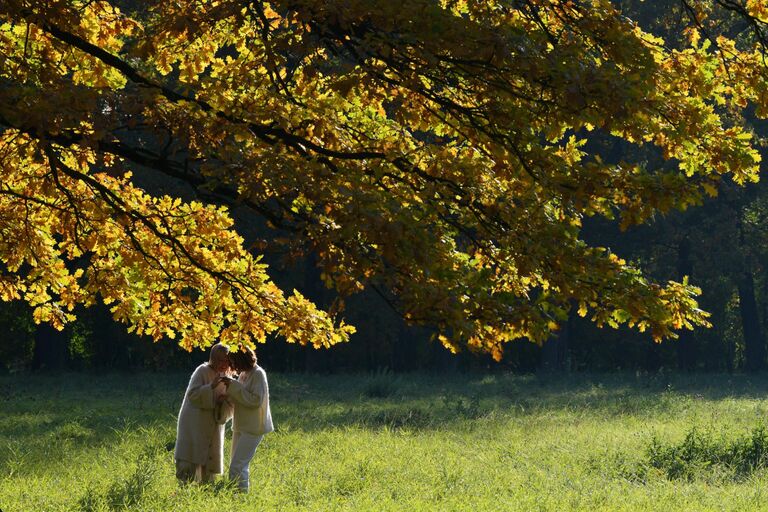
{"left": 186, "top": 366, "right": 217, "bottom": 409}
{"left": 226, "top": 371, "right": 264, "bottom": 408}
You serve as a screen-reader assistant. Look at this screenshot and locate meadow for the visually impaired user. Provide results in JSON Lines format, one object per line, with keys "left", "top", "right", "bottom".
{"left": 4, "top": 371, "right": 768, "bottom": 511}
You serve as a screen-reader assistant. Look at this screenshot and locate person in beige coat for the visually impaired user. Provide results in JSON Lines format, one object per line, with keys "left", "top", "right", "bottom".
{"left": 174, "top": 343, "right": 233, "bottom": 483}
{"left": 221, "top": 347, "right": 273, "bottom": 492}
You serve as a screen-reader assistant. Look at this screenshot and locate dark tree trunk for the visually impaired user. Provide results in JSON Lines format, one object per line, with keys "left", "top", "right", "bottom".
{"left": 644, "top": 339, "right": 663, "bottom": 373}
{"left": 31, "top": 323, "right": 67, "bottom": 371}
{"left": 90, "top": 305, "right": 131, "bottom": 370}
{"left": 540, "top": 307, "right": 573, "bottom": 372}
{"left": 676, "top": 236, "right": 696, "bottom": 371}
{"left": 303, "top": 254, "right": 329, "bottom": 373}
{"left": 739, "top": 268, "right": 765, "bottom": 371}
{"left": 393, "top": 321, "right": 409, "bottom": 372}
{"left": 430, "top": 335, "right": 459, "bottom": 372}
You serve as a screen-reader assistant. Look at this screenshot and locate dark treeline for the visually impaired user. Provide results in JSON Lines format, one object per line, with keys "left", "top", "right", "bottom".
{"left": 3, "top": 147, "right": 768, "bottom": 374}
{"left": 3, "top": 177, "right": 768, "bottom": 376}
{"left": 2, "top": 1, "right": 767, "bottom": 374}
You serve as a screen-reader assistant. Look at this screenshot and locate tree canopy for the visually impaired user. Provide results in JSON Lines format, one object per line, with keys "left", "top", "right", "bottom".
{"left": 0, "top": 0, "right": 766, "bottom": 357}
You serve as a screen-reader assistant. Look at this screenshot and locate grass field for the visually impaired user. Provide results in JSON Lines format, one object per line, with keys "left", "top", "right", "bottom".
{"left": 4, "top": 371, "right": 768, "bottom": 511}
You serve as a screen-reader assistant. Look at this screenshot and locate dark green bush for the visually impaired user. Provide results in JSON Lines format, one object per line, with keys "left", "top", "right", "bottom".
{"left": 363, "top": 368, "right": 400, "bottom": 398}
{"left": 646, "top": 425, "right": 768, "bottom": 480}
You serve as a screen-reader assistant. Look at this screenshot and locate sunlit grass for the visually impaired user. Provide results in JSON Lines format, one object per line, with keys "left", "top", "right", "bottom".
{"left": 4, "top": 372, "right": 768, "bottom": 510}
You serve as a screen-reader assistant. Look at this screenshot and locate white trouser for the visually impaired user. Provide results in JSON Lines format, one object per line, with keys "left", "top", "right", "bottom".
{"left": 229, "top": 431, "right": 263, "bottom": 491}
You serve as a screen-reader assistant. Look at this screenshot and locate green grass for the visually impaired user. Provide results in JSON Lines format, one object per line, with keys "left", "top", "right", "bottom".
{"left": 6, "top": 371, "right": 768, "bottom": 510}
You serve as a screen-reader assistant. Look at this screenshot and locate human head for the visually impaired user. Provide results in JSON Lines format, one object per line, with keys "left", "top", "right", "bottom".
{"left": 228, "top": 346, "right": 257, "bottom": 373}
{"left": 208, "top": 343, "right": 230, "bottom": 373}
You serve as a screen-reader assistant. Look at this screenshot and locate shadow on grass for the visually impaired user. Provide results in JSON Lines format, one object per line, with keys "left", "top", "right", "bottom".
{"left": 270, "top": 371, "right": 768, "bottom": 432}
{"left": 0, "top": 372, "right": 188, "bottom": 477}
{"left": 4, "top": 370, "right": 768, "bottom": 472}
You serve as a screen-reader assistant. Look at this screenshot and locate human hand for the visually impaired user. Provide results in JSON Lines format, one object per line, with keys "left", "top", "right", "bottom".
{"left": 216, "top": 393, "right": 229, "bottom": 403}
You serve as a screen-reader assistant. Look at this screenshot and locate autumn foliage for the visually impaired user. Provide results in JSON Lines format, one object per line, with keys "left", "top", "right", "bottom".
{"left": 0, "top": 1, "right": 766, "bottom": 357}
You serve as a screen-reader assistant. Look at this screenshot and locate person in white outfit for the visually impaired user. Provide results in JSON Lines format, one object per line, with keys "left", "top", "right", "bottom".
{"left": 221, "top": 347, "right": 273, "bottom": 492}
{"left": 174, "top": 343, "right": 233, "bottom": 484}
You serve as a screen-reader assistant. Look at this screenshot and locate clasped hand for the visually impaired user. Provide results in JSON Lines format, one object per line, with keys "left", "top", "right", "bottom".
{"left": 212, "top": 375, "right": 233, "bottom": 389}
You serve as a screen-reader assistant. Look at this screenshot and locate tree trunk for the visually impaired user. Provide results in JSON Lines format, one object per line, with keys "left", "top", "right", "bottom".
{"left": 540, "top": 307, "right": 573, "bottom": 372}
{"left": 303, "top": 254, "right": 329, "bottom": 373}
{"left": 90, "top": 305, "right": 131, "bottom": 370}
{"left": 31, "top": 323, "right": 67, "bottom": 371}
{"left": 739, "top": 268, "right": 765, "bottom": 371}
{"left": 676, "top": 236, "right": 696, "bottom": 371}
{"left": 644, "top": 340, "right": 662, "bottom": 373}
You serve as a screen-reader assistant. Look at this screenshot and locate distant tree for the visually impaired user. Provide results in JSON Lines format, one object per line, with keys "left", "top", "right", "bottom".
{"left": 0, "top": 1, "right": 766, "bottom": 358}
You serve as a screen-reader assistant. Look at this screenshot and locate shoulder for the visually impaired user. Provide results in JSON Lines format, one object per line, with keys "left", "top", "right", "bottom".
{"left": 254, "top": 366, "right": 269, "bottom": 382}
{"left": 192, "top": 363, "right": 213, "bottom": 378}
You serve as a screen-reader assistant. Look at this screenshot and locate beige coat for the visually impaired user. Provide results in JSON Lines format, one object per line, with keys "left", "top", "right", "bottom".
{"left": 227, "top": 366, "right": 274, "bottom": 436}
{"left": 174, "top": 363, "right": 230, "bottom": 473}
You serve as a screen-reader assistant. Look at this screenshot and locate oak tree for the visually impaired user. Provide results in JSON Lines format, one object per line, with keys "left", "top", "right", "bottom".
{"left": 0, "top": 0, "right": 766, "bottom": 357}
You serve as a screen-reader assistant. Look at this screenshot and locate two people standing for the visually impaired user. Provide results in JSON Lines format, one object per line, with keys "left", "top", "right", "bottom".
{"left": 174, "top": 343, "right": 273, "bottom": 492}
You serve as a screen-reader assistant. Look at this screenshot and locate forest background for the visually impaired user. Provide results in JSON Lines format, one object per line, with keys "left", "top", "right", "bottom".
{"left": 2, "top": 0, "right": 768, "bottom": 376}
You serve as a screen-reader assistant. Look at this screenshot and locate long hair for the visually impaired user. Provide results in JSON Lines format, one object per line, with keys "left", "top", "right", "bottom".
{"left": 229, "top": 346, "right": 257, "bottom": 372}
